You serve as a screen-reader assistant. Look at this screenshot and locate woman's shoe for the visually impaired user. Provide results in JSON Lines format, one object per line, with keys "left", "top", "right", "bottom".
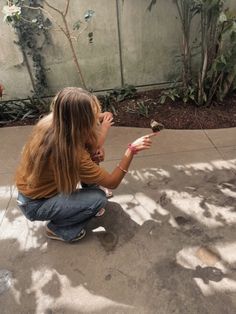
{"left": 99, "top": 186, "right": 113, "bottom": 198}
{"left": 95, "top": 208, "right": 106, "bottom": 217}
{"left": 45, "top": 226, "right": 86, "bottom": 242}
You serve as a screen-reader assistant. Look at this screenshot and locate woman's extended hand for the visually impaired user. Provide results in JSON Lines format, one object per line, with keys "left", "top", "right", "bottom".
{"left": 130, "top": 133, "right": 157, "bottom": 153}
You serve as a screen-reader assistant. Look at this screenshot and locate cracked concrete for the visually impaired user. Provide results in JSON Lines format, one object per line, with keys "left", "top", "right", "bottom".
{"left": 0, "top": 126, "right": 236, "bottom": 314}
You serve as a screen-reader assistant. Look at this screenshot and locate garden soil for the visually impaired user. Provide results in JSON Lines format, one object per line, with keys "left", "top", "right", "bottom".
{"left": 1, "top": 89, "right": 236, "bottom": 129}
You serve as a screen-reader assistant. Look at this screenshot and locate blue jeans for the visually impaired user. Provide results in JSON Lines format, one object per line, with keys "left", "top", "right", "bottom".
{"left": 17, "top": 187, "right": 107, "bottom": 241}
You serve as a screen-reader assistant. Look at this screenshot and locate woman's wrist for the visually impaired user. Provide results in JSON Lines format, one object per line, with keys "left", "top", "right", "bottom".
{"left": 117, "top": 164, "right": 128, "bottom": 174}
{"left": 128, "top": 143, "right": 138, "bottom": 155}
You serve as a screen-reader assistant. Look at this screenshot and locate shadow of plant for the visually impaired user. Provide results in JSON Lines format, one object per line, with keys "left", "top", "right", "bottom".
{"left": 1, "top": 158, "right": 236, "bottom": 313}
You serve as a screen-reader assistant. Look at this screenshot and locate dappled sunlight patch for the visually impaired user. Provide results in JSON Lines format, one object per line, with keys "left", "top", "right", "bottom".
{"left": 128, "top": 170, "right": 147, "bottom": 183}
{"left": 176, "top": 246, "right": 223, "bottom": 270}
{"left": 129, "top": 168, "right": 170, "bottom": 181}
{"left": 92, "top": 226, "right": 106, "bottom": 233}
{"left": 218, "top": 184, "right": 236, "bottom": 198}
{"left": 141, "top": 168, "right": 170, "bottom": 180}
{"left": 134, "top": 192, "right": 162, "bottom": 224}
{"left": 174, "top": 159, "right": 236, "bottom": 173}
{"left": 112, "top": 194, "right": 151, "bottom": 225}
{"left": 0, "top": 185, "right": 12, "bottom": 199}
{"left": 177, "top": 242, "right": 236, "bottom": 296}
{"left": 214, "top": 242, "right": 236, "bottom": 265}
{"left": 0, "top": 213, "right": 45, "bottom": 250}
{"left": 120, "top": 177, "right": 129, "bottom": 185}
{"left": 113, "top": 194, "right": 137, "bottom": 205}
{"left": 113, "top": 194, "right": 150, "bottom": 225}
{"left": 164, "top": 189, "right": 236, "bottom": 227}
{"left": 128, "top": 168, "right": 170, "bottom": 189}
{"left": 211, "top": 159, "right": 236, "bottom": 170}
{"left": 174, "top": 163, "right": 214, "bottom": 173}
{"left": 24, "top": 268, "right": 134, "bottom": 314}
{"left": 194, "top": 277, "right": 236, "bottom": 296}
{"left": 113, "top": 192, "right": 172, "bottom": 225}
{"left": 115, "top": 160, "right": 236, "bottom": 227}
{"left": 12, "top": 188, "right": 18, "bottom": 198}
{"left": 10, "top": 207, "right": 20, "bottom": 217}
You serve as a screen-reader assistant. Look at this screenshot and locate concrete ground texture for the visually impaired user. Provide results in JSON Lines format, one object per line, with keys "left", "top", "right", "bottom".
{"left": 0, "top": 125, "right": 236, "bottom": 314}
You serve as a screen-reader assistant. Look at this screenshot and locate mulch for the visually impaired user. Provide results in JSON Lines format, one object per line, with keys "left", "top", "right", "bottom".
{"left": 112, "top": 89, "right": 236, "bottom": 130}
{"left": 1, "top": 89, "right": 236, "bottom": 130}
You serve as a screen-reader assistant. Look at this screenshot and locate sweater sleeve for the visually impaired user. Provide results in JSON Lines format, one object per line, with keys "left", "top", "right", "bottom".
{"left": 79, "top": 149, "right": 109, "bottom": 185}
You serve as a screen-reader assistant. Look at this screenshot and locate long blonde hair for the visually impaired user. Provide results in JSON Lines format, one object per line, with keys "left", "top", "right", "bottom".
{"left": 19, "top": 87, "right": 101, "bottom": 194}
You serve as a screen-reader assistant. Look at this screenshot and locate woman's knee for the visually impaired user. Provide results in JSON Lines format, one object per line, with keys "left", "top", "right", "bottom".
{"left": 90, "top": 188, "right": 107, "bottom": 211}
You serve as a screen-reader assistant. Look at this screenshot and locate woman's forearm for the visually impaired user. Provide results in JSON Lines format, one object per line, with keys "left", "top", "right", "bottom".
{"left": 97, "top": 127, "right": 109, "bottom": 148}
{"left": 100, "top": 148, "right": 134, "bottom": 189}
{"left": 99, "top": 133, "right": 156, "bottom": 189}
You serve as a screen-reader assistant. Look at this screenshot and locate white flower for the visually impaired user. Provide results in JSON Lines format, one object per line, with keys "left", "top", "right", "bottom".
{"left": 2, "top": 5, "right": 21, "bottom": 22}
{"left": 218, "top": 12, "right": 227, "bottom": 24}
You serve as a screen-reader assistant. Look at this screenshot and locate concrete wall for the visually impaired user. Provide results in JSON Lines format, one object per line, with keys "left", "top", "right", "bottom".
{"left": 119, "top": 0, "right": 180, "bottom": 86}
{"left": 0, "top": 0, "right": 236, "bottom": 100}
{"left": 43, "top": 0, "right": 122, "bottom": 94}
{"left": 0, "top": 13, "right": 34, "bottom": 99}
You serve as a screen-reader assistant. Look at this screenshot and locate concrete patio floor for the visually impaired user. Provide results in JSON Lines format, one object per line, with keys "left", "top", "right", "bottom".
{"left": 0, "top": 125, "right": 236, "bottom": 314}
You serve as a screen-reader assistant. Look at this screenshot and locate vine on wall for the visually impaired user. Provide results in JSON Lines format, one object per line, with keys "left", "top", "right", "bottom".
{"left": 8, "top": 0, "right": 51, "bottom": 96}
{"left": 3, "top": 0, "right": 95, "bottom": 91}
{"left": 1, "top": 0, "right": 95, "bottom": 123}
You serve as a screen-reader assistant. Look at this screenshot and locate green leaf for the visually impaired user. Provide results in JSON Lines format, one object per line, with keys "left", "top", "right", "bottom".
{"left": 73, "top": 20, "right": 81, "bottom": 30}
{"left": 44, "top": 18, "right": 52, "bottom": 28}
{"left": 21, "top": 110, "right": 35, "bottom": 120}
{"left": 159, "top": 95, "right": 167, "bottom": 104}
{"left": 117, "top": 94, "right": 125, "bottom": 102}
{"left": 220, "top": 55, "right": 227, "bottom": 65}
{"left": 88, "top": 32, "right": 93, "bottom": 43}
{"left": 84, "top": 10, "right": 95, "bottom": 22}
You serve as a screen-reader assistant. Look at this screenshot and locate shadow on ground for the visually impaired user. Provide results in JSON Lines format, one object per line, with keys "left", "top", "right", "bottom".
{"left": 1, "top": 160, "right": 236, "bottom": 314}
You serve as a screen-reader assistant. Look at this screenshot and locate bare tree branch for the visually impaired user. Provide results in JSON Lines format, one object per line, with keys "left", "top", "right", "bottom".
{"left": 22, "top": 4, "right": 67, "bottom": 37}
{"left": 64, "top": 0, "right": 70, "bottom": 17}
{"left": 44, "top": 0, "right": 63, "bottom": 15}
{"left": 22, "top": 1, "right": 87, "bottom": 89}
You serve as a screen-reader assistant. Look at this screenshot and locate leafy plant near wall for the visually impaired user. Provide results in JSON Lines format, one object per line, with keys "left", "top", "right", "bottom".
{"left": 150, "top": 0, "right": 236, "bottom": 106}
{"left": 126, "top": 100, "right": 150, "bottom": 118}
{"left": 108, "top": 85, "right": 137, "bottom": 102}
{"left": 196, "top": 1, "right": 236, "bottom": 105}
{"left": 0, "top": 1, "right": 51, "bottom": 124}
{"left": 3, "top": 0, "right": 95, "bottom": 90}
{"left": 98, "top": 85, "right": 137, "bottom": 115}
{"left": 0, "top": 97, "right": 50, "bottom": 125}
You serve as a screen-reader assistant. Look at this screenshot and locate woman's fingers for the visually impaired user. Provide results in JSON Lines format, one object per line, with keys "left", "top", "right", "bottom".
{"left": 131, "top": 132, "right": 158, "bottom": 152}
{"left": 104, "top": 114, "right": 113, "bottom": 121}
{"left": 146, "top": 132, "right": 158, "bottom": 138}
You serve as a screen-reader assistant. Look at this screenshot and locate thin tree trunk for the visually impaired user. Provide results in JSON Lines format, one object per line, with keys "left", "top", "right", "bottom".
{"left": 62, "top": 15, "right": 87, "bottom": 89}
{"left": 22, "top": 46, "right": 36, "bottom": 92}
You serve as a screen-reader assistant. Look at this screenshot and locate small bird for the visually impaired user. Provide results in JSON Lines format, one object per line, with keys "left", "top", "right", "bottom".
{"left": 0, "top": 84, "right": 4, "bottom": 99}
{"left": 150, "top": 119, "right": 164, "bottom": 133}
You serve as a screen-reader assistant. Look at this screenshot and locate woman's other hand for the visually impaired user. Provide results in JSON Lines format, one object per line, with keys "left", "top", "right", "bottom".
{"left": 91, "top": 148, "right": 105, "bottom": 163}
{"left": 101, "top": 112, "right": 114, "bottom": 130}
